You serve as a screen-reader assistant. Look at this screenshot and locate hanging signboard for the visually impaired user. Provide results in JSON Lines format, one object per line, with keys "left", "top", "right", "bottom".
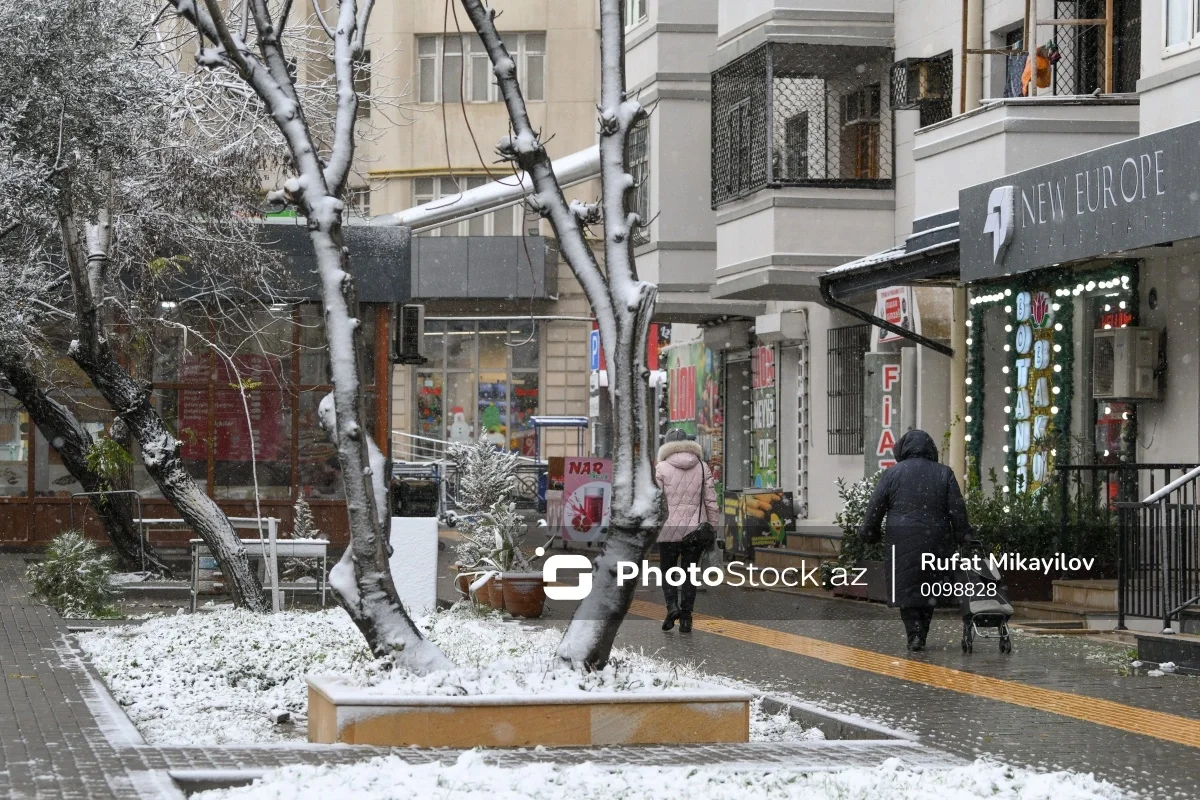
{"left": 751, "top": 343, "right": 777, "bottom": 487}
{"left": 863, "top": 353, "right": 903, "bottom": 476}
{"left": 873, "top": 286, "right": 921, "bottom": 345}
{"left": 561, "top": 457, "right": 611, "bottom": 542}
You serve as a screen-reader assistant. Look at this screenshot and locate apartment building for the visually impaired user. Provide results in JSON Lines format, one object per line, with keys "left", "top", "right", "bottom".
{"left": 358, "top": 1, "right": 603, "bottom": 458}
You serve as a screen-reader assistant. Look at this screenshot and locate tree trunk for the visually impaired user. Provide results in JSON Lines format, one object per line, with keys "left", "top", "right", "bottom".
{"left": 0, "top": 354, "right": 171, "bottom": 575}
{"left": 311, "top": 217, "right": 451, "bottom": 673}
{"left": 60, "top": 210, "right": 266, "bottom": 612}
{"left": 459, "top": 0, "right": 663, "bottom": 671}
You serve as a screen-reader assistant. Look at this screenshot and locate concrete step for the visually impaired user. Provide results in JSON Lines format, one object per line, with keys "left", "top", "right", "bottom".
{"left": 785, "top": 533, "right": 841, "bottom": 555}
{"left": 1136, "top": 631, "right": 1200, "bottom": 672}
{"left": 1052, "top": 579, "right": 1118, "bottom": 612}
{"left": 753, "top": 548, "right": 837, "bottom": 580}
{"left": 1011, "top": 600, "right": 1093, "bottom": 621}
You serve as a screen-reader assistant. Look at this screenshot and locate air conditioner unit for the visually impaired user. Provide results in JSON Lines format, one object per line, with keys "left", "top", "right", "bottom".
{"left": 394, "top": 304, "right": 427, "bottom": 365}
{"left": 1092, "top": 327, "right": 1160, "bottom": 401}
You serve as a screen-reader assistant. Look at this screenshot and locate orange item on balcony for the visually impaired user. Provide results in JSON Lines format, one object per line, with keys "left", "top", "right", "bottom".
{"left": 1021, "top": 48, "right": 1052, "bottom": 95}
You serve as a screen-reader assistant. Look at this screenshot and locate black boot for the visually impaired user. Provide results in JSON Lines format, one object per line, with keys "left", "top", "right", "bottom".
{"left": 679, "top": 613, "right": 693, "bottom": 634}
{"left": 662, "top": 604, "right": 681, "bottom": 631}
{"left": 907, "top": 634, "right": 923, "bottom": 652}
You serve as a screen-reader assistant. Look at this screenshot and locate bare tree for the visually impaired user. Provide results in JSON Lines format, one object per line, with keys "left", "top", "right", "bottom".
{"left": 165, "top": 0, "right": 450, "bottom": 671}
{"left": 0, "top": 0, "right": 277, "bottom": 609}
{"left": 460, "top": 0, "right": 663, "bottom": 669}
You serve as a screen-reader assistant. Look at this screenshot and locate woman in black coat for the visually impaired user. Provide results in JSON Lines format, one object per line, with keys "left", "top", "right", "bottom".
{"left": 860, "top": 429, "right": 971, "bottom": 651}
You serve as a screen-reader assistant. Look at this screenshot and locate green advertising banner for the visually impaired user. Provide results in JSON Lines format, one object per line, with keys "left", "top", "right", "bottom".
{"left": 664, "top": 340, "right": 724, "bottom": 498}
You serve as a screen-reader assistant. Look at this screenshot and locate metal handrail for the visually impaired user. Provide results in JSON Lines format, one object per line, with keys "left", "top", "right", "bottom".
{"left": 1142, "top": 464, "right": 1200, "bottom": 506}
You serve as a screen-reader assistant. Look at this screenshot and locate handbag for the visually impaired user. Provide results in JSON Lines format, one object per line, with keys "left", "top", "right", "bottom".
{"left": 681, "top": 464, "right": 716, "bottom": 549}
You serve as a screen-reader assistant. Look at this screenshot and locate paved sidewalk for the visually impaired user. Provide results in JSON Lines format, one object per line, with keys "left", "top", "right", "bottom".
{"left": 613, "top": 581, "right": 1200, "bottom": 799}
{"left": 0, "top": 555, "right": 965, "bottom": 799}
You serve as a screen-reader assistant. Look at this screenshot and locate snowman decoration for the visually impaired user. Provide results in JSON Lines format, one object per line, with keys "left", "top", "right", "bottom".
{"left": 447, "top": 406, "right": 472, "bottom": 444}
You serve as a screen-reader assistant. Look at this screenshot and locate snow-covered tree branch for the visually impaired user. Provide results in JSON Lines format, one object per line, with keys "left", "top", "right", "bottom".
{"left": 166, "top": 0, "right": 450, "bottom": 671}
{"left": 460, "top": 0, "right": 663, "bottom": 669}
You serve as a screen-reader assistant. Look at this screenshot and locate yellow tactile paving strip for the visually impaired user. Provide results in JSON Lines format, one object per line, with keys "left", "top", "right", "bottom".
{"left": 627, "top": 599, "right": 1200, "bottom": 749}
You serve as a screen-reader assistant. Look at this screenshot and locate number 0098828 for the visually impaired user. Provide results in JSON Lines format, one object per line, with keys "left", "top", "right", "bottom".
{"left": 920, "top": 582, "right": 997, "bottom": 598}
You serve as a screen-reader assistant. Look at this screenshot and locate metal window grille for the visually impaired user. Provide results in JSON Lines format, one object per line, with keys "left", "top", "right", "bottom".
{"left": 628, "top": 118, "right": 650, "bottom": 246}
{"left": 712, "top": 43, "right": 894, "bottom": 206}
{"left": 827, "top": 324, "right": 869, "bottom": 455}
{"left": 889, "top": 52, "right": 953, "bottom": 127}
{"left": 1053, "top": 0, "right": 1140, "bottom": 95}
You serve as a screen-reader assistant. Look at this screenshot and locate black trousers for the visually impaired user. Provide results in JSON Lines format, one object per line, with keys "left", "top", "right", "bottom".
{"left": 659, "top": 541, "right": 702, "bottom": 614}
{"left": 899, "top": 606, "right": 934, "bottom": 643}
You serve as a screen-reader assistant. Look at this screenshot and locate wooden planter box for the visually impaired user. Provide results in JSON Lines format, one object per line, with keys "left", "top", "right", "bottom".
{"left": 862, "top": 559, "right": 889, "bottom": 603}
{"left": 307, "top": 676, "right": 751, "bottom": 748}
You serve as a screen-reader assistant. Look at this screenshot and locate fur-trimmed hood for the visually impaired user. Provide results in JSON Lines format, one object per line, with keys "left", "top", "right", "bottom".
{"left": 657, "top": 439, "right": 703, "bottom": 463}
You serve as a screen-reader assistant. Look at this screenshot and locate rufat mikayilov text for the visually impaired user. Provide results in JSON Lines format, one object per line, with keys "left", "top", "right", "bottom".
{"left": 922, "top": 553, "right": 1096, "bottom": 574}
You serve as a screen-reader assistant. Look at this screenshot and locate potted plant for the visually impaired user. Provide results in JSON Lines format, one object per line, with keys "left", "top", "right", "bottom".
{"left": 821, "top": 473, "right": 888, "bottom": 602}
{"left": 450, "top": 438, "right": 545, "bottom": 617}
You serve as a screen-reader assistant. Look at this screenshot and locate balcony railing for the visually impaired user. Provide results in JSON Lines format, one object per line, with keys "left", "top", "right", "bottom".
{"left": 711, "top": 43, "right": 894, "bottom": 207}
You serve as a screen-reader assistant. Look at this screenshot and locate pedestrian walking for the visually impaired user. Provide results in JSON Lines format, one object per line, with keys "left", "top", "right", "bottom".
{"left": 655, "top": 429, "right": 719, "bottom": 633}
{"left": 860, "top": 429, "right": 971, "bottom": 651}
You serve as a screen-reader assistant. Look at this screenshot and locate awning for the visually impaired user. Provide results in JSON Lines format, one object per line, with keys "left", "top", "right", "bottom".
{"left": 819, "top": 211, "right": 961, "bottom": 356}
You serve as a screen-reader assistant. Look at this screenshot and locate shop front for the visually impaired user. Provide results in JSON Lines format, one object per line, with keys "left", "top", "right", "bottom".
{"left": 957, "top": 120, "right": 1200, "bottom": 494}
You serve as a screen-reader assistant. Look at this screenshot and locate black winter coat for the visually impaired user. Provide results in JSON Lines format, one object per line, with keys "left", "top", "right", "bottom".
{"left": 860, "top": 430, "right": 971, "bottom": 608}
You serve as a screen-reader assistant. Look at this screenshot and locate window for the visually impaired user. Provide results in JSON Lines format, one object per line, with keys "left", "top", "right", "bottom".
{"left": 628, "top": 118, "right": 650, "bottom": 245}
{"left": 840, "top": 84, "right": 881, "bottom": 179}
{"left": 349, "top": 187, "right": 371, "bottom": 220}
{"left": 416, "top": 33, "right": 546, "bottom": 103}
{"left": 827, "top": 324, "right": 869, "bottom": 455}
{"left": 416, "top": 319, "right": 541, "bottom": 456}
{"left": 0, "top": 393, "right": 28, "bottom": 497}
{"left": 783, "top": 112, "right": 809, "bottom": 179}
{"left": 412, "top": 175, "right": 519, "bottom": 236}
{"left": 354, "top": 50, "right": 371, "bottom": 117}
{"left": 1166, "top": 0, "right": 1191, "bottom": 47}
{"left": 725, "top": 100, "right": 751, "bottom": 196}
{"left": 625, "top": 0, "right": 647, "bottom": 29}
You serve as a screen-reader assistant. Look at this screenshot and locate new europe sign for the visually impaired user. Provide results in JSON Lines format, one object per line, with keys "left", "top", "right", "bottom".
{"left": 959, "top": 120, "right": 1200, "bottom": 283}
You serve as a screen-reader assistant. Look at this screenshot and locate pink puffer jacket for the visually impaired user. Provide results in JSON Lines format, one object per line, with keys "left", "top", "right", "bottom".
{"left": 655, "top": 440, "right": 720, "bottom": 542}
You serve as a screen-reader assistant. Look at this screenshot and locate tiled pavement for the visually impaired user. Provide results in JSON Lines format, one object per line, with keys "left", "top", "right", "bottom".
{"left": 0, "top": 555, "right": 964, "bottom": 799}
{"left": 610, "top": 581, "right": 1200, "bottom": 799}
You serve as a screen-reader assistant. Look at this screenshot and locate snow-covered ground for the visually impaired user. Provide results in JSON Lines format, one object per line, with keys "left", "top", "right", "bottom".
{"left": 76, "top": 604, "right": 819, "bottom": 745}
{"left": 194, "top": 751, "right": 1130, "bottom": 800}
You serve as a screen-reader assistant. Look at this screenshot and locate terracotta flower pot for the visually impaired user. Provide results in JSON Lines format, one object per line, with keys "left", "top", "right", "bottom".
{"left": 454, "top": 571, "right": 472, "bottom": 598}
{"left": 470, "top": 573, "right": 494, "bottom": 608}
{"left": 488, "top": 574, "right": 506, "bottom": 610}
{"left": 502, "top": 572, "right": 546, "bottom": 619}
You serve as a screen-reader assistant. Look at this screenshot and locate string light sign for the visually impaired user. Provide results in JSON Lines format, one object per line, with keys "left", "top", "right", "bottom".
{"left": 963, "top": 263, "right": 1135, "bottom": 494}
{"left": 1009, "top": 290, "right": 1059, "bottom": 492}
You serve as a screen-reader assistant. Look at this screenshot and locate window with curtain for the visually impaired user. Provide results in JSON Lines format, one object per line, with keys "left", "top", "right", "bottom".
{"left": 416, "top": 33, "right": 546, "bottom": 104}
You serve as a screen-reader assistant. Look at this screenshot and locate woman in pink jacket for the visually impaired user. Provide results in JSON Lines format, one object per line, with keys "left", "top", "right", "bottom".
{"left": 655, "top": 429, "right": 720, "bottom": 633}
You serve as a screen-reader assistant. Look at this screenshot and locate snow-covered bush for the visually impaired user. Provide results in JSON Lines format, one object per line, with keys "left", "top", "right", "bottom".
{"left": 450, "top": 438, "right": 529, "bottom": 572}
{"left": 821, "top": 473, "right": 885, "bottom": 589}
{"left": 26, "top": 531, "right": 120, "bottom": 618}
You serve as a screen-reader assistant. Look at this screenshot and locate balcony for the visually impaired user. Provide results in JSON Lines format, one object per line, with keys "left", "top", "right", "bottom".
{"left": 712, "top": 43, "right": 894, "bottom": 206}
{"left": 710, "top": 42, "right": 896, "bottom": 300}
{"left": 911, "top": 96, "right": 1139, "bottom": 220}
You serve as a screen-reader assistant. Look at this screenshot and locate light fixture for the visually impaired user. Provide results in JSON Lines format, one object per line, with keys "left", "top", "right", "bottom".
{"left": 1051, "top": 405, "right": 1059, "bottom": 414}
{"left": 1119, "top": 301, "right": 1127, "bottom": 309}
{"left": 1052, "top": 303, "right": 1061, "bottom": 311}
{"left": 1004, "top": 405, "right": 1012, "bottom": 413}
{"left": 1053, "top": 364, "right": 1062, "bottom": 372}
{"left": 1005, "top": 324, "right": 1013, "bottom": 332}
{"left": 1004, "top": 289, "right": 1012, "bottom": 296}
{"left": 1004, "top": 344, "right": 1011, "bottom": 352}
{"left": 965, "top": 415, "right": 973, "bottom": 423}
{"left": 965, "top": 396, "right": 973, "bottom": 404}
{"left": 966, "top": 337, "right": 973, "bottom": 345}
{"left": 1086, "top": 281, "right": 1096, "bottom": 291}
{"left": 1054, "top": 323, "right": 1063, "bottom": 331}
{"left": 1003, "top": 445, "right": 1010, "bottom": 453}
{"left": 1002, "top": 366, "right": 1010, "bottom": 374}
{"left": 1005, "top": 305, "right": 1012, "bottom": 314}
{"left": 1003, "top": 424, "right": 1010, "bottom": 431}
{"left": 1053, "top": 344, "right": 1062, "bottom": 352}
{"left": 964, "top": 434, "right": 972, "bottom": 441}
{"left": 1052, "top": 386, "right": 1061, "bottom": 394}
{"left": 1104, "top": 406, "right": 1112, "bottom": 415}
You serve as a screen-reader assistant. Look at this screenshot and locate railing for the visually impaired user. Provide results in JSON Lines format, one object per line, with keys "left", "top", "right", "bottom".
{"left": 390, "top": 431, "right": 545, "bottom": 513}
{"left": 1056, "top": 463, "right": 1196, "bottom": 534}
{"left": 1115, "top": 464, "right": 1200, "bottom": 631}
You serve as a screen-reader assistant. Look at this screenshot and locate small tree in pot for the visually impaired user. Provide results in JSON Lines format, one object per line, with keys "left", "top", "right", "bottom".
{"left": 821, "top": 474, "right": 887, "bottom": 600}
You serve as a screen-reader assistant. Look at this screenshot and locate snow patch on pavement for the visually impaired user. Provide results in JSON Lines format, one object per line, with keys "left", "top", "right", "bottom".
{"left": 76, "top": 605, "right": 816, "bottom": 745}
{"left": 193, "top": 751, "right": 1132, "bottom": 800}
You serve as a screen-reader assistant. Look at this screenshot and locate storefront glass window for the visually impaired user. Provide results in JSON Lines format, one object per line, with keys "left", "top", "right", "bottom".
{"left": 213, "top": 389, "right": 292, "bottom": 500}
{"left": 298, "top": 390, "right": 342, "bottom": 500}
{"left": 35, "top": 384, "right": 113, "bottom": 497}
{"left": 0, "top": 394, "right": 29, "bottom": 496}
{"left": 416, "top": 318, "right": 542, "bottom": 452}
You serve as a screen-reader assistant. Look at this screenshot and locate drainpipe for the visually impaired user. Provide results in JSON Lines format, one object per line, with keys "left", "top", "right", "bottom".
{"left": 964, "top": 0, "right": 984, "bottom": 112}
{"left": 949, "top": 288, "right": 968, "bottom": 489}
{"left": 819, "top": 278, "right": 953, "bottom": 358}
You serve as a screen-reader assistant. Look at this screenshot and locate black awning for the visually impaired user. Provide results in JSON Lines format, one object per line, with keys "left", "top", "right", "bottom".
{"left": 818, "top": 213, "right": 961, "bottom": 356}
